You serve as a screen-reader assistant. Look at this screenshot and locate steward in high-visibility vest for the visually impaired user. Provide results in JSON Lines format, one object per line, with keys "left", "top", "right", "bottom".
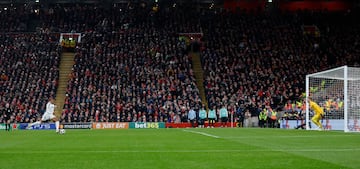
{"left": 64, "top": 39, "right": 70, "bottom": 48}
{"left": 325, "top": 99, "right": 332, "bottom": 112}
{"left": 259, "top": 109, "right": 267, "bottom": 128}
{"left": 70, "top": 39, "right": 76, "bottom": 48}
{"left": 295, "top": 101, "right": 302, "bottom": 113}
{"left": 338, "top": 101, "right": 344, "bottom": 109}
{"left": 296, "top": 101, "right": 302, "bottom": 108}
{"left": 269, "top": 109, "right": 277, "bottom": 128}
{"left": 310, "top": 87, "right": 318, "bottom": 93}
{"left": 321, "top": 80, "right": 326, "bottom": 90}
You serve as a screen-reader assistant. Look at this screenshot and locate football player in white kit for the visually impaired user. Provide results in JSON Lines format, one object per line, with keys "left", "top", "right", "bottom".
{"left": 27, "top": 98, "right": 60, "bottom": 133}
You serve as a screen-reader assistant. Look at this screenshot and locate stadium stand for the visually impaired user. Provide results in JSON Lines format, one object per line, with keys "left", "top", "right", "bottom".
{"left": 201, "top": 9, "right": 360, "bottom": 121}
{"left": 1, "top": 2, "right": 359, "bottom": 125}
{"left": 61, "top": 4, "right": 202, "bottom": 123}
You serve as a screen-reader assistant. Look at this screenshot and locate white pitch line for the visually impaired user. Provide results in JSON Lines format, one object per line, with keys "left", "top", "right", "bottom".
{"left": 183, "top": 130, "right": 220, "bottom": 138}
{"left": 1, "top": 149, "right": 360, "bottom": 154}
{"left": 223, "top": 135, "right": 358, "bottom": 139}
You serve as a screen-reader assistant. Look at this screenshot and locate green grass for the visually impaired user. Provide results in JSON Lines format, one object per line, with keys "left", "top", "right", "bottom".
{"left": 1, "top": 128, "right": 360, "bottom": 169}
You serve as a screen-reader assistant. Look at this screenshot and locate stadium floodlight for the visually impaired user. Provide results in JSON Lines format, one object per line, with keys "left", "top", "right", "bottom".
{"left": 306, "top": 66, "right": 360, "bottom": 132}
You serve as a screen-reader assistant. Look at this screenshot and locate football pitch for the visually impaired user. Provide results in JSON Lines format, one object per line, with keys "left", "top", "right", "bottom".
{"left": 1, "top": 128, "right": 360, "bottom": 169}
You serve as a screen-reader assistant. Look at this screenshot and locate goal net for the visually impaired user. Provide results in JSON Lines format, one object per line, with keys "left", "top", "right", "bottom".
{"left": 306, "top": 66, "right": 360, "bottom": 132}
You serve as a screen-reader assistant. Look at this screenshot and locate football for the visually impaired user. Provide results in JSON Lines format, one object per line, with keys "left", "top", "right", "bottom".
{"left": 59, "top": 129, "right": 66, "bottom": 134}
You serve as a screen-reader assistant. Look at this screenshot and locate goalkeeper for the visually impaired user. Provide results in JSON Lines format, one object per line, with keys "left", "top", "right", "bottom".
{"left": 308, "top": 98, "right": 325, "bottom": 130}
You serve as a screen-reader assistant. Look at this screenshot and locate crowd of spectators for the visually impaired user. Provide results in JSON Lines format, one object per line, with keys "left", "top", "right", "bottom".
{"left": 38, "top": 3, "right": 201, "bottom": 33}
{"left": 201, "top": 9, "right": 360, "bottom": 123}
{"left": 1, "top": 3, "right": 360, "bottom": 125}
{"left": 0, "top": 5, "right": 29, "bottom": 32}
{"left": 60, "top": 4, "right": 202, "bottom": 123}
{"left": 0, "top": 33, "right": 60, "bottom": 123}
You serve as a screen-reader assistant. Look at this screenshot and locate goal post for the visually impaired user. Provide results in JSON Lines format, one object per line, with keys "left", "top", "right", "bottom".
{"left": 305, "top": 66, "right": 360, "bottom": 132}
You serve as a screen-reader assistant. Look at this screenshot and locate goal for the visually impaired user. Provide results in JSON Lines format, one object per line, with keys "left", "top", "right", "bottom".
{"left": 305, "top": 66, "right": 360, "bottom": 132}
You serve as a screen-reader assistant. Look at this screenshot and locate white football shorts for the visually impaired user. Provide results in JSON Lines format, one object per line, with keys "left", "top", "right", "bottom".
{"left": 41, "top": 113, "right": 56, "bottom": 121}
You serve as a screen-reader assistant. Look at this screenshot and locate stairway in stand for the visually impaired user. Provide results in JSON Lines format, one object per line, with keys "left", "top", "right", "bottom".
{"left": 191, "top": 52, "right": 208, "bottom": 109}
{"left": 54, "top": 52, "right": 75, "bottom": 118}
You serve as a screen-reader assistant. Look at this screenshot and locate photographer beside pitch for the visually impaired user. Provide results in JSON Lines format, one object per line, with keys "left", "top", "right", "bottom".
{"left": 27, "top": 98, "right": 60, "bottom": 133}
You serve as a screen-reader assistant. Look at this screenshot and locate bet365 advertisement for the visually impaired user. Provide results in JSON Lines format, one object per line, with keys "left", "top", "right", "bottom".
{"left": 129, "top": 122, "right": 165, "bottom": 129}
